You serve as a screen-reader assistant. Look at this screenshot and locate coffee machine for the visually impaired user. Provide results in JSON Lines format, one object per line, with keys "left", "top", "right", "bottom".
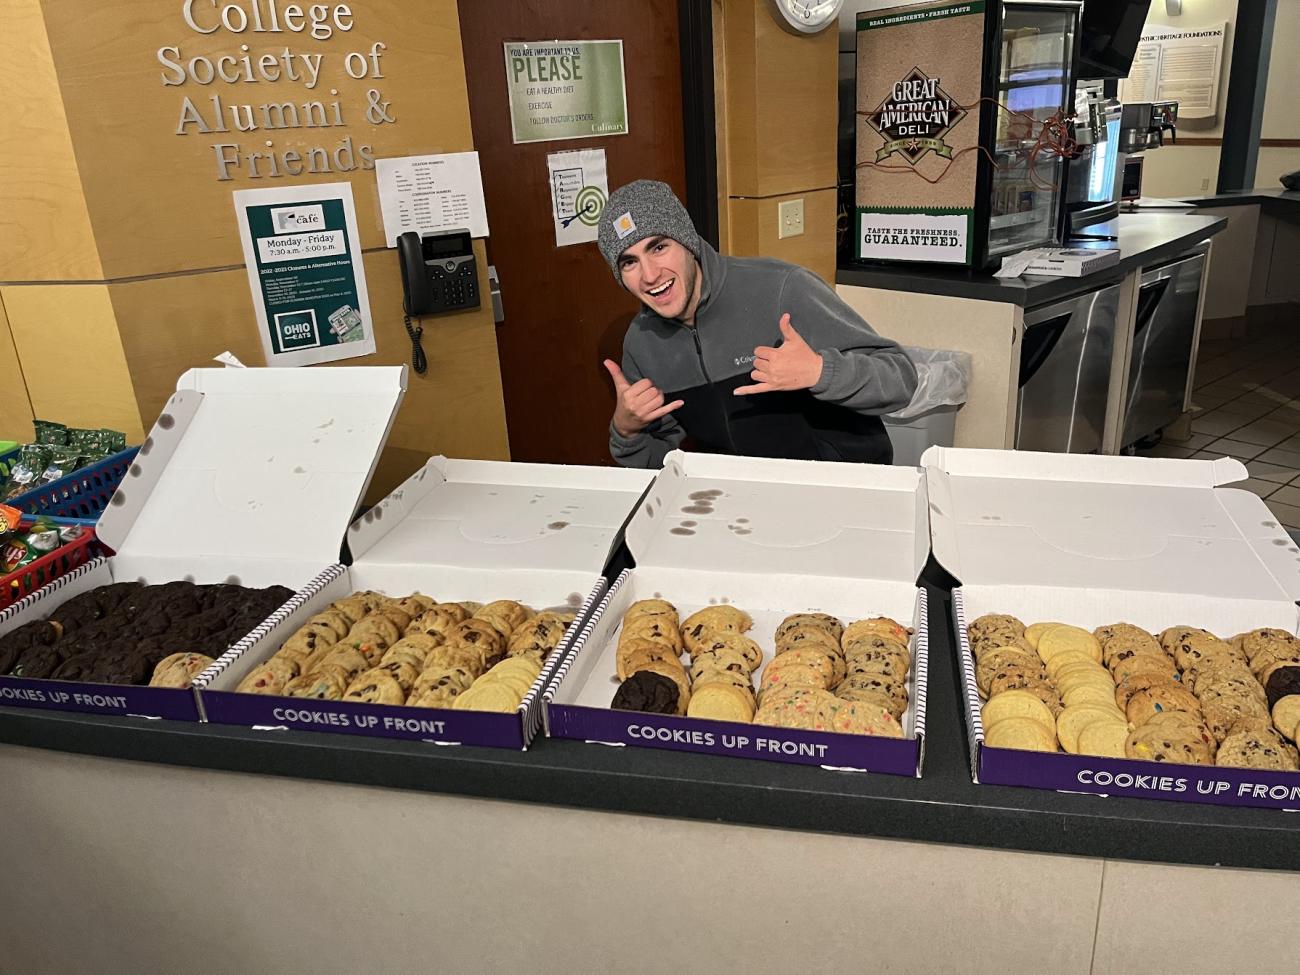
{"left": 1118, "top": 100, "right": 1178, "bottom": 200}
{"left": 1064, "top": 83, "right": 1124, "bottom": 233}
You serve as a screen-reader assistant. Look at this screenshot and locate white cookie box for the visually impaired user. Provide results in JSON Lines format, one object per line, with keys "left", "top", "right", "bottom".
{"left": 924, "top": 446, "right": 1300, "bottom": 810}
{"left": 0, "top": 366, "right": 406, "bottom": 722}
{"left": 198, "top": 457, "right": 655, "bottom": 748}
{"left": 546, "top": 450, "right": 930, "bottom": 775}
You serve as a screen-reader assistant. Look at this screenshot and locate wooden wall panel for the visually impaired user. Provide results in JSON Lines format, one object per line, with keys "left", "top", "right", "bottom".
{"left": 107, "top": 241, "right": 508, "bottom": 502}
{"left": 42, "top": 0, "right": 478, "bottom": 278}
{"left": 727, "top": 189, "right": 837, "bottom": 283}
{"left": 722, "top": 1, "right": 838, "bottom": 199}
{"left": 1, "top": 285, "right": 144, "bottom": 441}
{"left": 0, "top": 0, "right": 103, "bottom": 282}
{"left": 0, "top": 297, "right": 36, "bottom": 444}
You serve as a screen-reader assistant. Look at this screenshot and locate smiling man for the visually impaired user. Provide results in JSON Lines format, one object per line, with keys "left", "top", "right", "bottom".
{"left": 597, "top": 179, "right": 918, "bottom": 468}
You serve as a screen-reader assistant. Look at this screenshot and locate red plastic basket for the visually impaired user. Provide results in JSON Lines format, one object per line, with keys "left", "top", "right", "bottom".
{"left": 2, "top": 525, "right": 103, "bottom": 611}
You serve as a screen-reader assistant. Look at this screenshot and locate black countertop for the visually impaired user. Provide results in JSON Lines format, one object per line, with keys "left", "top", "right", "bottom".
{"left": 4, "top": 584, "right": 1299, "bottom": 872}
{"left": 836, "top": 212, "right": 1226, "bottom": 307}
{"left": 1181, "top": 187, "right": 1300, "bottom": 216}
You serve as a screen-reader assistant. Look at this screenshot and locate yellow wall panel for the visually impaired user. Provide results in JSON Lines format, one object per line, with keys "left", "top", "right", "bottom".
{"left": 1, "top": 285, "right": 143, "bottom": 441}
{"left": 727, "top": 189, "right": 838, "bottom": 283}
{"left": 722, "top": 1, "right": 838, "bottom": 199}
{"left": 0, "top": 296, "right": 36, "bottom": 444}
{"left": 107, "top": 242, "right": 508, "bottom": 503}
{"left": 0, "top": 0, "right": 102, "bottom": 282}
{"left": 42, "top": 0, "right": 479, "bottom": 278}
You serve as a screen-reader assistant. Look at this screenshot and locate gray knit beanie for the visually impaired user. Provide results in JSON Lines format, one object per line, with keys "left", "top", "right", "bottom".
{"left": 597, "top": 179, "right": 701, "bottom": 275}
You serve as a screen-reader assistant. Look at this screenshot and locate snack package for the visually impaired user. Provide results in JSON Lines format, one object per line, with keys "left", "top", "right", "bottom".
{"left": 40, "top": 446, "right": 85, "bottom": 484}
{"left": 99, "top": 429, "right": 127, "bottom": 454}
{"left": 0, "top": 505, "right": 20, "bottom": 547}
{"left": 3, "top": 445, "right": 52, "bottom": 500}
{"left": 32, "top": 420, "right": 69, "bottom": 446}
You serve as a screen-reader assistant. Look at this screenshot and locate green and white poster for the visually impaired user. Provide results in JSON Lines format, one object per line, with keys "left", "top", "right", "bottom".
{"left": 233, "top": 182, "right": 375, "bottom": 367}
{"left": 504, "top": 40, "right": 627, "bottom": 144}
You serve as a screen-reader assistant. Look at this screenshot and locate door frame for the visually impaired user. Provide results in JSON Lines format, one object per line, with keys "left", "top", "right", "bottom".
{"left": 678, "top": 0, "right": 719, "bottom": 248}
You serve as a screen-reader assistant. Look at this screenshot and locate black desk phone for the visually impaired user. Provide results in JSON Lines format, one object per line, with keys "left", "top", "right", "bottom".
{"left": 397, "top": 229, "right": 479, "bottom": 374}
{"left": 398, "top": 229, "right": 480, "bottom": 315}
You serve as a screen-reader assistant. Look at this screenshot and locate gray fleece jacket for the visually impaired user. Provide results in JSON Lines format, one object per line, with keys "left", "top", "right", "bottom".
{"left": 610, "top": 243, "right": 917, "bottom": 467}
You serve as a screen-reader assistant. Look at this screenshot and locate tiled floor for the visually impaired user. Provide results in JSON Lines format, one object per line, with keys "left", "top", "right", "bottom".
{"left": 1135, "top": 306, "right": 1300, "bottom": 528}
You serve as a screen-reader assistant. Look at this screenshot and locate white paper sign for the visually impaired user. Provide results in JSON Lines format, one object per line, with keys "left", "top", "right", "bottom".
{"left": 546, "top": 149, "right": 608, "bottom": 246}
{"left": 233, "top": 182, "right": 376, "bottom": 368}
{"left": 1121, "top": 23, "right": 1226, "bottom": 121}
{"left": 375, "top": 152, "right": 490, "bottom": 247}
{"left": 858, "top": 211, "right": 969, "bottom": 264}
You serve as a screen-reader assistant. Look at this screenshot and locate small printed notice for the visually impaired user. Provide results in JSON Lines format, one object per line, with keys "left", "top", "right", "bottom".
{"left": 858, "top": 211, "right": 970, "bottom": 264}
{"left": 1121, "top": 23, "right": 1227, "bottom": 121}
{"left": 233, "top": 182, "right": 375, "bottom": 368}
{"left": 504, "top": 40, "right": 628, "bottom": 144}
{"left": 547, "top": 148, "right": 608, "bottom": 246}
{"left": 375, "top": 151, "right": 490, "bottom": 247}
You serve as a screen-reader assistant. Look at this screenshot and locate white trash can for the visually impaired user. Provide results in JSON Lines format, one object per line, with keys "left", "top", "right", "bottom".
{"left": 884, "top": 348, "right": 972, "bottom": 467}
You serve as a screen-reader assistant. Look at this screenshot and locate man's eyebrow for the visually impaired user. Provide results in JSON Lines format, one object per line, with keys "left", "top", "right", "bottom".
{"left": 643, "top": 235, "right": 667, "bottom": 248}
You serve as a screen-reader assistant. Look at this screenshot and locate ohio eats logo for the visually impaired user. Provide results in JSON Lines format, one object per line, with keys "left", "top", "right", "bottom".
{"left": 866, "top": 67, "right": 966, "bottom": 165}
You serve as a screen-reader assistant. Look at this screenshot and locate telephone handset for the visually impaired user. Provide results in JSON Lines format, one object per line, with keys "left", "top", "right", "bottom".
{"left": 397, "top": 228, "right": 480, "bottom": 375}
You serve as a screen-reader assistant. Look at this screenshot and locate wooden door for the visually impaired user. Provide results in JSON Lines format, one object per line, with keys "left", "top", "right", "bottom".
{"left": 459, "top": 0, "right": 688, "bottom": 465}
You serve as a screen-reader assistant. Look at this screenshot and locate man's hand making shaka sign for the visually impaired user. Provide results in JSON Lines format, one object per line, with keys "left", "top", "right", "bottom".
{"left": 733, "top": 314, "right": 824, "bottom": 396}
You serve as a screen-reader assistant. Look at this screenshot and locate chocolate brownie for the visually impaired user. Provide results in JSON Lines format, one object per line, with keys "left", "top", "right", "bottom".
{"left": 1265, "top": 666, "right": 1300, "bottom": 710}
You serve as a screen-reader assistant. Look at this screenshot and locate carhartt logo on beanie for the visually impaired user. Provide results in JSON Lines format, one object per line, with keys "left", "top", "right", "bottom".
{"left": 597, "top": 179, "right": 701, "bottom": 275}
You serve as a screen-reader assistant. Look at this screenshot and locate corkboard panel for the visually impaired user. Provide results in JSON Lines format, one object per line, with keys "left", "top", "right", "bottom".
{"left": 0, "top": 296, "right": 36, "bottom": 444}
{"left": 106, "top": 241, "right": 508, "bottom": 500}
{"left": 1, "top": 285, "right": 144, "bottom": 441}
{"left": 855, "top": 3, "right": 985, "bottom": 211}
{"left": 723, "top": 0, "right": 838, "bottom": 199}
{"left": 0, "top": 0, "right": 103, "bottom": 283}
{"left": 727, "top": 189, "right": 837, "bottom": 284}
{"left": 42, "top": 0, "right": 476, "bottom": 278}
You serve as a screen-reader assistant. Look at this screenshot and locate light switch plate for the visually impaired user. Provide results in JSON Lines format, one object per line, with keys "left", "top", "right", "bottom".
{"left": 778, "top": 198, "right": 805, "bottom": 239}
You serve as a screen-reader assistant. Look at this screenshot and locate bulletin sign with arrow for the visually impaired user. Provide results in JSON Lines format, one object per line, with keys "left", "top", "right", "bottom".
{"left": 546, "top": 148, "right": 609, "bottom": 246}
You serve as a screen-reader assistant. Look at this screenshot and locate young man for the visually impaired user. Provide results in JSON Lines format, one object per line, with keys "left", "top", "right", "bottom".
{"left": 598, "top": 179, "right": 918, "bottom": 467}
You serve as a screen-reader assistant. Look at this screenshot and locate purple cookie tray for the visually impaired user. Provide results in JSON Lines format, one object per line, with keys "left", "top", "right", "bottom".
{"left": 547, "top": 703, "right": 921, "bottom": 773}
{"left": 0, "top": 673, "right": 198, "bottom": 721}
{"left": 953, "top": 589, "right": 1300, "bottom": 812}
{"left": 200, "top": 689, "right": 532, "bottom": 748}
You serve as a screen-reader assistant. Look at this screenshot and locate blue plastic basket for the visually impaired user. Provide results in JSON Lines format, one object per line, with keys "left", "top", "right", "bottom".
{"left": 6, "top": 447, "right": 139, "bottom": 525}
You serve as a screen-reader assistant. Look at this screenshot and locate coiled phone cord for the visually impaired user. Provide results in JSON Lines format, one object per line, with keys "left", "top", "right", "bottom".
{"left": 404, "top": 315, "right": 428, "bottom": 375}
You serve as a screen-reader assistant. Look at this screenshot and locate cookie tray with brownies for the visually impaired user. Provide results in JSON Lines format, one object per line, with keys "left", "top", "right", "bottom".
{"left": 198, "top": 457, "right": 654, "bottom": 748}
{"left": 926, "top": 446, "right": 1300, "bottom": 811}
{"left": 0, "top": 365, "right": 406, "bottom": 721}
{"left": 546, "top": 451, "right": 930, "bottom": 774}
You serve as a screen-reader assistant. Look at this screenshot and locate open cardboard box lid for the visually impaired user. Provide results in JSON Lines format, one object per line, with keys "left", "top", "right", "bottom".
{"left": 922, "top": 447, "right": 1300, "bottom": 602}
{"left": 96, "top": 366, "right": 407, "bottom": 584}
{"left": 625, "top": 450, "right": 928, "bottom": 586}
{"left": 347, "top": 457, "right": 656, "bottom": 574}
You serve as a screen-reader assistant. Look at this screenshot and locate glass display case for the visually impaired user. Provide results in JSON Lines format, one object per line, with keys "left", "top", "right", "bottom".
{"left": 988, "top": 2, "right": 1081, "bottom": 258}
{"left": 853, "top": 0, "right": 1082, "bottom": 270}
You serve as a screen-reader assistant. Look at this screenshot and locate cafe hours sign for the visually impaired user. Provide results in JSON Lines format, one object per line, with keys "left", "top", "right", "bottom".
{"left": 504, "top": 40, "right": 628, "bottom": 144}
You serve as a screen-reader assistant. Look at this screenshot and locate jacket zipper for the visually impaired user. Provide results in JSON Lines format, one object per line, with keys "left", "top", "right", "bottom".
{"left": 689, "top": 326, "right": 737, "bottom": 453}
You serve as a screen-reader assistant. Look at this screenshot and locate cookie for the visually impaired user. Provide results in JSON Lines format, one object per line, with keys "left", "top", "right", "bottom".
{"left": 611, "top": 671, "right": 680, "bottom": 714}
{"left": 279, "top": 625, "right": 338, "bottom": 660}
{"left": 409, "top": 603, "right": 471, "bottom": 637}
{"left": 1057, "top": 705, "right": 1127, "bottom": 755}
{"left": 754, "top": 688, "right": 834, "bottom": 730}
{"left": 985, "top": 716, "right": 1056, "bottom": 752}
{"left": 148, "top": 652, "right": 215, "bottom": 688}
{"left": 624, "top": 599, "right": 679, "bottom": 624}
{"left": 619, "top": 615, "right": 683, "bottom": 654}
{"left": 237, "top": 657, "right": 299, "bottom": 695}
{"left": 411, "top": 665, "right": 475, "bottom": 702}
{"left": 343, "top": 670, "right": 406, "bottom": 705}
{"left": 1023, "top": 622, "right": 1060, "bottom": 650}
{"left": 1202, "top": 694, "right": 1270, "bottom": 744}
{"left": 1124, "top": 684, "right": 1201, "bottom": 726}
{"left": 1037, "top": 625, "right": 1102, "bottom": 664}
{"left": 425, "top": 644, "right": 490, "bottom": 677}
{"left": 1125, "top": 717, "right": 1215, "bottom": 765}
{"left": 690, "top": 644, "right": 751, "bottom": 682}
{"left": 693, "top": 631, "right": 764, "bottom": 673}
{"left": 474, "top": 599, "right": 531, "bottom": 637}
{"left": 1264, "top": 666, "right": 1300, "bottom": 710}
{"left": 682, "top": 680, "right": 752, "bottom": 723}
{"left": 760, "top": 660, "right": 829, "bottom": 695}
{"left": 452, "top": 682, "right": 522, "bottom": 713}
{"left": 1076, "top": 719, "right": 1129, "bottom": 759}
{"left": 311, "top": 646, "right": 369, "bottom": 680}
{"left": 967, "top": 613, "right": 1025, "bottom": 640}
{"left": 975, "top": 649, "right": 1042, "bottom": 696}
{"left": 373, "top": 658, "right": 420, "bottom": 693}
{"left": 446, "top": 619, "right": 506, "bottom": 662}
{"left": 617, "top": 638, "right": 682, "bottom": 682}
{"left": 981, "top": 690, "right": 1055, "bottom": 737}
{"left": 306, "top": 610, "right": 353, "bottom": 639}
{"left": 835, "top": 673, "right": 908, "bottom": 717}
{"left": 284, "top": 670, "right": 347, "bottom": 700}
{"left": 777, "top": 612, "right": 845, "bottom": 643}
{"left": 1272, "top": 694, "right": 1300, "bottom": 741}
{"left": 349, "top": 614, "right": 402, "bottom": 647}
{"left": 1216, "top": 726, "right": 1300, "bottom": 770}
{"left": 822, "top": 697, "right": 903, "bottom": 738}
{"left": 681, "top": 606, "right": 752, "bottom": 653}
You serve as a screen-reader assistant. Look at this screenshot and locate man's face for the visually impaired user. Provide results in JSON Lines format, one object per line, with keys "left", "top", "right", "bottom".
{"left": 617, "top": 236, "right": 701, "bottom": 322}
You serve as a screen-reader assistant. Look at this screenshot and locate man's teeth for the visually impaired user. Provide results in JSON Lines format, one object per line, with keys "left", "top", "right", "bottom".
{"left": 648, "top": 280, "right": 673, "bottom": 296}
